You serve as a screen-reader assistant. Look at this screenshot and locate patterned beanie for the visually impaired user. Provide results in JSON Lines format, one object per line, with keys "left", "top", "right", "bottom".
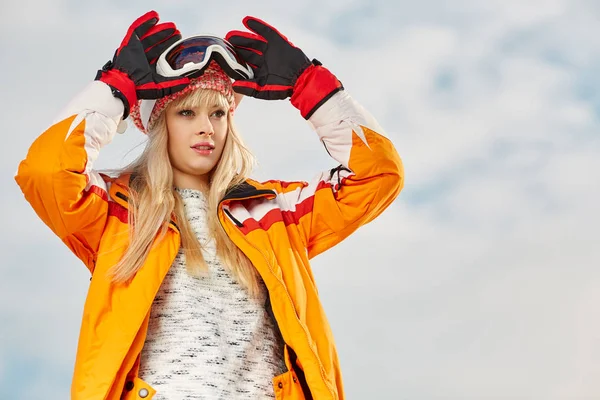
{"left": 129, "top": 61, "right": 236, "bottom": 134}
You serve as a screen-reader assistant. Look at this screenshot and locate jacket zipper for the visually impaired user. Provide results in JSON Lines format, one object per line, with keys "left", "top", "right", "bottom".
{"left": 223, "top": 208, "right": 243, "bottom": 227}
{"left": 217, "top": 205, "right": 334, "bottom": 399}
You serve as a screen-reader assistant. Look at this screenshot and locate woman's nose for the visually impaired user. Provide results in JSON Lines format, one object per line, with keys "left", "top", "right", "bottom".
{"left": 194, "top": 115, "right": 214, "bottom": 136}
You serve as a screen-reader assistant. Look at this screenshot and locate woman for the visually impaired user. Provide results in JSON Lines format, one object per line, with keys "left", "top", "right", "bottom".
{"left": 15, "top": 10, "right": 403, "bottom": 400}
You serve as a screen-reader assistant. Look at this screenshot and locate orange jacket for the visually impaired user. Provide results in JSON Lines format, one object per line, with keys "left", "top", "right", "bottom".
{"left": 15, "top": 80, "right": 403, "bottom": 400}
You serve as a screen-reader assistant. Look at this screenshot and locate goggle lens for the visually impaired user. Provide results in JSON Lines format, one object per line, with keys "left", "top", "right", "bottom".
{"left": 165, "top": 37, "right": 245, "bottom": 71}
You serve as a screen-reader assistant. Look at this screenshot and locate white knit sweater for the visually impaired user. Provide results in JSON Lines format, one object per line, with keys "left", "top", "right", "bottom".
{"left": 138, "top": 188, "right": 287, "bottom": 399}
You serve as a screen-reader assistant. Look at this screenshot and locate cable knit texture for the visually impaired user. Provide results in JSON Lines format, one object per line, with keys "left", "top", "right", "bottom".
{"left": 138, "top": 188, "right": 287, "bottom": 399}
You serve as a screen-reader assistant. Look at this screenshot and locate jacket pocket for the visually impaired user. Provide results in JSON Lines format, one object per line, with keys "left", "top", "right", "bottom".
{"left": 273, "top": 370, "right": 305, "bottom": 400}
{"left": 121, "top": 377, "right": 156, "bottom": 399}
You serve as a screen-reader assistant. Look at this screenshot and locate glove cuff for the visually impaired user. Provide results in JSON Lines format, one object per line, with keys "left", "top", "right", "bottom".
{"left": 96, "top": 68, "right": 137, "bottom": 118}
{"left": 290, "top": 61, "right": 344, "bottom": 119}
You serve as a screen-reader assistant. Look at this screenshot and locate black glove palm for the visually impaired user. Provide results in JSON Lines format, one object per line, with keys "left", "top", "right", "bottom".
{"left": 96, "top": 11, "right": 189, "bottom": 117}
{"left": 225, "top": 17, "right": 313, "bottom": 100}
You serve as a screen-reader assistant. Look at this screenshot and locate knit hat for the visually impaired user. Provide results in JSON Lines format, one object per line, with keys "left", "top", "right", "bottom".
{"left": 129, "top": 61, "right": 236, "bottom": 134}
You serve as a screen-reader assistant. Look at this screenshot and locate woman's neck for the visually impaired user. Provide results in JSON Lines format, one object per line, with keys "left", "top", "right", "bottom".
{"left": 172, "top": 171, "right": 210, "bottom": 192}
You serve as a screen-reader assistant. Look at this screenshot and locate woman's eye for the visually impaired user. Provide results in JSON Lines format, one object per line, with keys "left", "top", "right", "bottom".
{"left": 178, "top": 109, "right": 194, "bottom": 117}
{"left": 211, "top": 109, "right": 226, "bottom": 118}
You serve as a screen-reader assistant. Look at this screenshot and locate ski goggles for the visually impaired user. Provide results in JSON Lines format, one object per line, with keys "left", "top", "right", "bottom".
{"left": 156, "top": 35, "right": 254, "bottom": 81}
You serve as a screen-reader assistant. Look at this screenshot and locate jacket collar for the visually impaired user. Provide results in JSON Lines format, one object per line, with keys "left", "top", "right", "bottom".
{"left": 221, "top": 180, "right": 276, "bottom": 202}
{"left": 107, "top": 173, "right": 276, "bottom": 209}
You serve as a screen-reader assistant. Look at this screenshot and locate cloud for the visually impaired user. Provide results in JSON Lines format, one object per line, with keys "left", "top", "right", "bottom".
{"left": 2, "top": 0, "right": 600, "bottom": 399}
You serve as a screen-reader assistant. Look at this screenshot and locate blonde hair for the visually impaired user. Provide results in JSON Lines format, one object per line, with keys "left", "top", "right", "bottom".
{"left": 108, "top": 88, "right": 260, "bottom": 295}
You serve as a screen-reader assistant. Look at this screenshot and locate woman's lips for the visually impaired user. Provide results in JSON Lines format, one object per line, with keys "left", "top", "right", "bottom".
{"left": 192, "top": 147, "right": 213, "bottom": 155}
{"left": 191, "top": 143, "right": 215, "bottom": 155}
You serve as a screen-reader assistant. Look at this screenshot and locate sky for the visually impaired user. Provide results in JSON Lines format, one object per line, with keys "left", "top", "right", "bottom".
{"left": 1, "top": 0, "right": 599, "bottom": 399}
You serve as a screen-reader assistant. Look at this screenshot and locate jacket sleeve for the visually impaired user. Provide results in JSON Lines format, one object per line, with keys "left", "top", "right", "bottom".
{"left": 282, "top": 88, "right": 404, "bottom": 259}
{"left": 14, "top": 81, "right": 125, "bottom": 272}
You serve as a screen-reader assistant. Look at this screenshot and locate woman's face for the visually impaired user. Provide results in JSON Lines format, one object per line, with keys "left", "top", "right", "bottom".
{"left": 165, "top": 99, "right": 229, "bottom": 189}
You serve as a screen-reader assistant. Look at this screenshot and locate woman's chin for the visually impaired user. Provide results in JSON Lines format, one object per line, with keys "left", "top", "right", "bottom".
{"left": 180, "top": 160, "right": 215, "bottom": 175}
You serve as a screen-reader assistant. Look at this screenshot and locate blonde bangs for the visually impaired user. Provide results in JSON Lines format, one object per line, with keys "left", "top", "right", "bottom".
{"left": 168, "top": 88, "right": 230, "bottom": 112}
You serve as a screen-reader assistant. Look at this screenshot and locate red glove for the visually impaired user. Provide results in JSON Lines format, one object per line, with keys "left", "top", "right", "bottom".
{"left": 95, "top": 11, "right": 190, "bottom": 118}
{"left": 226, "top": 16, "right": 343, "bottom": 119}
